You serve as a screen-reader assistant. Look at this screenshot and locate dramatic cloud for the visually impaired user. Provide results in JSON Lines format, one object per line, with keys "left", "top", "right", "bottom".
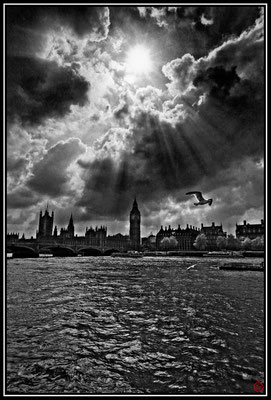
{"left": 48, "top": 6, "right": 110, "bottom": 40}
{"left": 7, "top": 57, "right": 90, "bottom": 125}
{"left": 162, "top": 54, "right": 197, "bottom": 94}
{"left": 7, "top": 187, "right": 40, "bottom": 209}
{"left": 5, "top": 5, "right": 265, "bottom": 237}
{"left": 27, "top": 138, "right": 87, "bottom": 197}
{"left": 6, "top": 6, "right": 110, "bottom": 57}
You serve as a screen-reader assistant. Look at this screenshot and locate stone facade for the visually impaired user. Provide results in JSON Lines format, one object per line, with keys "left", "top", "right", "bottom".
{"left": 200, "top": 222, "right": 226, "bottom": 250}
{"left": 156, "top": 224, "right": 200, "bottom": 250}
{"left": 236, "top": 219, "right": 264, "bottom": 240}
{"left": 142, "top": 234, "right": 156, "bottom": 250}
{"left": 37, "top": 208, "right": 54, "bottom": 239}
{"left": 85, "top": 226, "right": 107, "bottom": 248}
{"left": 59, "top": 214, "right": 75, "bottom": 239}
{"left": 107, "top": 233, "right": 129, "bottom": 251}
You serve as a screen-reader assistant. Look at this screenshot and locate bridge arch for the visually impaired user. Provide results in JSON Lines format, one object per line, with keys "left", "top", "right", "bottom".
{"left": 77, "top": 247, "right": 103, "bottom": 256}
{"left": 49, "top": 246, "right": 77, "bottom": 257}
{"left": 103, "top": 248, "right": 120, "bottom": 256}
{"left": 39, "top": 247, "right": 54, "bottom": 254}
{"left": 11, "top": 245, "right": 38, "bottom": 258}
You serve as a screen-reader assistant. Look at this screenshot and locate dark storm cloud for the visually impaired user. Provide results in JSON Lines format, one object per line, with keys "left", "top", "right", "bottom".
{"left": 6, "top": 5, "right": 108, "bottom": 128}
{"left": 27, "top": 138, "right": 86, "bottom": 196}
{"left": 48, "top": 6, "right": 110, "bottom": 40}
{"left": 7, "top": 56, "right": 90, "bottom": 125}
{"left": 76, "top": 157, "right": 133, "bottom": 220}
{"left": 197, "top": 157, "right": 264, "bottom": 232}
{"left": 7, "top": 155, "right": 30, "bottom": 190}
{"left": 6, "top": 6, "right": 110, "bottom": 54}
{"left": 203, "top": 158, "right": 264, "bottom": 206}
{"left": 201, "top": 6, "right": 261, "bottom": 40}
{"left": 138, "top": 6, "right": 261, "bottom": 43}
{"left": 75, "top": 111, "right": 214, "bottom": 219}
{"left": 76, "top": 46, "right": 264, "bottom": 221}
{"left": 7, "top": 187, "right": 40, "bottom": 209}
{"left": 161, "top": 10, "right": 264, "bottom": 162}
{"left": 129, "top": 105, "right": 263, "bottom": 194}
{"left": 193, "top": 66, "right": 240, "bottom": 98}
{"left": 6, "top": 5, "right": 265, "bottom": 237}
{"left": 7, "top": 156, "right": 28, "bottom": 173}
{"left": 135, "top": 6, "right": 262, "bottom": 66}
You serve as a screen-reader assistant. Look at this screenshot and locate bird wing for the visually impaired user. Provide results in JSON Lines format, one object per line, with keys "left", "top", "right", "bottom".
{"left": 187, "top": 264, "right": 196, "bottom": 270}
{"left": 186, "top": 191, "right": 204, "bottom": 201}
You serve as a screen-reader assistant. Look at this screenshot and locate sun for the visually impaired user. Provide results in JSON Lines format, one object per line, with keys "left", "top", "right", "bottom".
{"left": 126, "top": 45, "right": 152, "bottom": 75}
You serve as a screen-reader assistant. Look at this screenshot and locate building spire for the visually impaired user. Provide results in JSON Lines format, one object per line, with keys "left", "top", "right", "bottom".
{"left": 130, "top": 196, "right": 141, "bottom": 250}
{"left": 67, "top": 213, "right": 74, "bottom": 237}
{"left": 54, "top": 225, "right": 58, "bottom": 237}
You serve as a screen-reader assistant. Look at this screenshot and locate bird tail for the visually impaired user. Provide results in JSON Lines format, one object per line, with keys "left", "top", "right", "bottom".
{"left": 194, "top": 203, "right": 199, "bottom": 206}
{"left": 209, "top": 199, "right": 213, "bottom": 206}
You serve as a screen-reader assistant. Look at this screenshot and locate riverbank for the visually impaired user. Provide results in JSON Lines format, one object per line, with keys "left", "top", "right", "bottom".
{"left": 110, "top": 253, "right": 264, "bottom": 271}
{"left": 142, "top": 250, "right": 264, "bottom": 258}
{"left": 141, "top": 256, "right": 264, "bottom": 271}
{"left": 189, "top": 258, "right": 264, "bottom": 271}
{"left": 218, "top": 262, "right": 264, "bottom": 271}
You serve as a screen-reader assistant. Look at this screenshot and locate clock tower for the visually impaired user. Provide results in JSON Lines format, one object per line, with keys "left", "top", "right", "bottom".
{"left": 129, "top": 198, "right": 141, "bottom": 250}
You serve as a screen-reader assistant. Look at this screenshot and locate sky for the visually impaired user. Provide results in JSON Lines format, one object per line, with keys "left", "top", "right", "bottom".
{"left": 5, "top": 5, "right": 265, "bottom": 238}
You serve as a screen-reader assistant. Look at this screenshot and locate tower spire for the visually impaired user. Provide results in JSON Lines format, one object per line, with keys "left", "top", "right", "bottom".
{"left": 130, "top": 197, "right": 141, "bottom": 250}
{"left": 68, "top": 213, "right": 74, "bottom": 237}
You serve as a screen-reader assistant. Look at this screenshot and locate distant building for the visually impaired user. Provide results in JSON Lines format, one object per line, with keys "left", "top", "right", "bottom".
{"left": 107, "top": 233, "right": 129, "bottom": 251}
{"left": 59, "top": 214, "right": 75, "bottom": 239}
{"left": 200, "top": 222, "right": 226, "bottom": 250}
{"left": 176, "top": 224, "right": 201, "bottom": 250}
{"left": 6, "top": 232, "right": 19, "bottom": 244}
{"left": 67, "top": 214, "right": 74, "bottom": 237}
{"left": 85, "top": 226, "right": 107, "bottom": 248}
{"left": 156, "top": 224, "right": 200, "bottom": 250}
{"left": 129, "top": 198, "right": 141, "bottom": 250}
{"left": 142, "top": 233, "right": 156, "bottom": 250}
{"left": 37, "top": 207, "right": 54, "bottom": 239}
{"left": 236, "top": 219, "right": 264, "bottom": 240}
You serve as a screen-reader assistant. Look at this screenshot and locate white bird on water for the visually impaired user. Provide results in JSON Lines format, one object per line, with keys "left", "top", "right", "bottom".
{"left": 186, "top": 191, "right": 213, "bottom": 206}
{"left": 186, "top": 264, "right": 196, "bottom": 270}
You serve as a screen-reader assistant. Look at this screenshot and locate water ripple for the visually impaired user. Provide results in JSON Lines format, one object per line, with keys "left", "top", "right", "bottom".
{"left": 6, "top": 257, "right": 265, "bottom": 394}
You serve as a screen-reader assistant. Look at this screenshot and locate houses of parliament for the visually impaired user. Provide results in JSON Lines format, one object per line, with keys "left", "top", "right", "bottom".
{"left": 7, "top": 197, "right": 264, "bottom": 253}
{"left": 7, "top": 198, "right": 141, "bottom": 252}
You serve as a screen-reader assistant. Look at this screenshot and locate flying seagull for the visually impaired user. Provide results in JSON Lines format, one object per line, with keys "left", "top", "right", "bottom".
{"left": 186, "top": 191, "right": 213, "bottom": 206}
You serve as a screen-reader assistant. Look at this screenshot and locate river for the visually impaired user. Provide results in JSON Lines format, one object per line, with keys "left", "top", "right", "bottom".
{"left": 6, "top": 256, "right": 265, "bottom": 394}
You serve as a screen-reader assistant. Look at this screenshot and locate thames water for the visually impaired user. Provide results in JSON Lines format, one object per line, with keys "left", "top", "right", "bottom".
{"left": 6, "top": 257, "right": 265, "bottom": 394}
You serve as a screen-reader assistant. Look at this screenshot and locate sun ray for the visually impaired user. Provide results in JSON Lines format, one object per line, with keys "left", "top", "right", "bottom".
{"left": 126, "top": 45, "right": 152, "bottom": 75}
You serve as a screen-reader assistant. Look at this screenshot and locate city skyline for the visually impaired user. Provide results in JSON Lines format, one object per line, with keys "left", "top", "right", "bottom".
{"left": 7, "top": 202, "right": 264, "bottom": 241}
{"left": 6, "top": 5, "right": 265, "bottom": 238}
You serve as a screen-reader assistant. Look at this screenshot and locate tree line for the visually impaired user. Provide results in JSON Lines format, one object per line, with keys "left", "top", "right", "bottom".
{"left": 159, "top": 234, "right": 264, "bottom": 251}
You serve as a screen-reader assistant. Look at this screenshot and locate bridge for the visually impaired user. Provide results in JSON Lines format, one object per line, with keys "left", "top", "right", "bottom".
{"left": 6, "top": 239, "right": 121, "bottom": 258}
